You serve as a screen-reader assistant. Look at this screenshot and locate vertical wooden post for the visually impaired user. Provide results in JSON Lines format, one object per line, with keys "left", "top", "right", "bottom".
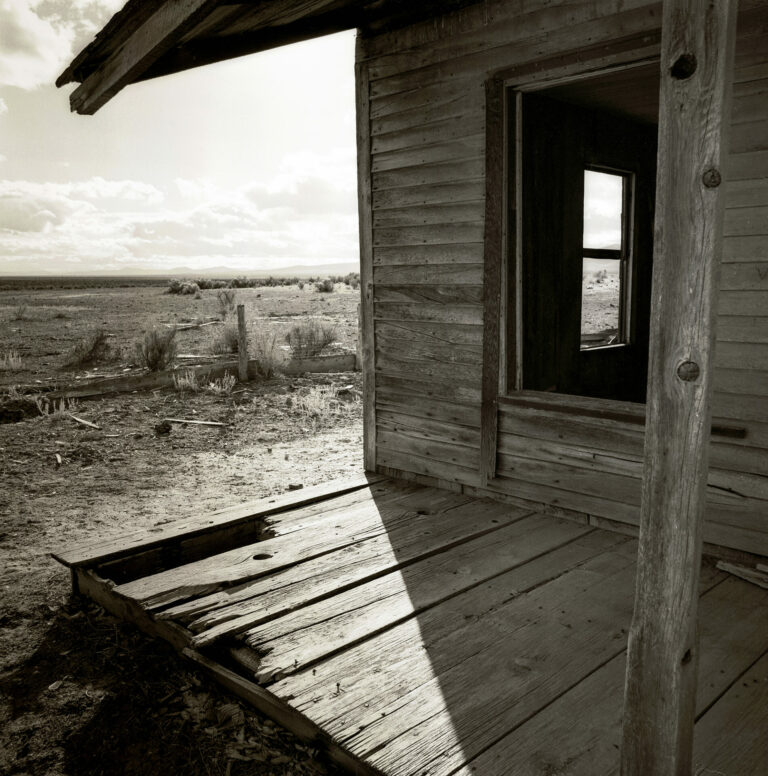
{"left": 356, "top": 33, "right": 376, "bottom": 472}
{"left": 236, "top": 304, "right": 248, "bottom": 382}
{"left": 356, "top": 302, "right": 363, "bottom": 371}
{"left": 480, "top": 75, "right": 505, "bottom": 484}
{"left": 621, "top": 2, "right": 737, "bottom": 775}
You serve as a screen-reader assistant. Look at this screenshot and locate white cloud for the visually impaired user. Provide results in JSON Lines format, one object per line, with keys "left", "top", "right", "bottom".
{"left": 0, "top": 168, "right": 359, "bottom": 272}
{"left": 0, "top": 0, "right": 123, "bottom": 89}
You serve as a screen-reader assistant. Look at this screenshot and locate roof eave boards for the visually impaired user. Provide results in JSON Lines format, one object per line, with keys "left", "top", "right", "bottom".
{"left": 60, "top": 0, "right": 222, "bottom": 115}
{"left": 57, "top": 0, "right": 356, "bottom": 115}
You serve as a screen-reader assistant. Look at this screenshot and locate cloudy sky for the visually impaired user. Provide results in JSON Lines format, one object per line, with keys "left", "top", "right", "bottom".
{"left": 0, "top": 1, "right": 357, "bottom": 275}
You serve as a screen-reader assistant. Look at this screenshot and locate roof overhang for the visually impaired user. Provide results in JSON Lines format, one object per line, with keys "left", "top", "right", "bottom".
{"left": 58, "top": 0, "right": 477, "bottom": 115}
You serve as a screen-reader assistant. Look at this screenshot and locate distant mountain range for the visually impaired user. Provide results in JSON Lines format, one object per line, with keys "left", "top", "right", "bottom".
{"left": 0, "top": 261, "right": 360, "bottom": 278}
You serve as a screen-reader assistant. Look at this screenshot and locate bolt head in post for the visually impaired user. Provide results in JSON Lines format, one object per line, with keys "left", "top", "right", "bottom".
{"left": 702, "top": 168, "right": 722, "bottom": 188}
{"left": 677, "top": 360, "right": 700, "bottom": 382}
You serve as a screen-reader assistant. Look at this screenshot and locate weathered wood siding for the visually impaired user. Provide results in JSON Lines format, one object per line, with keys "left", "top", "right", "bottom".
{"left": 359, "top": 0, "right": 768, "bottom": 556}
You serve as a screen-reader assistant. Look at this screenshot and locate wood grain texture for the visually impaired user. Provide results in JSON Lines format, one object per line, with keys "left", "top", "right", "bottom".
{"left": 273, "top": 537, "right": 639, "bottom": 775}
{"left": 621, "top": 3, "right": 739, "bottom": 774}
{"left": 356, "top": 40, "right": 377, "bottom": 472}
{"left": 480, "top": 76, "right": 504, "bottom": 484}
{"left": 693, "top": 650, "right": 768, "bottom": 775}
{"left": 242, "top": 513, "right": 590, "bottom": 683}
{"left": 462, "top": 573, "right": 767, "bottom": 776}
{"left": 115, "top": 481, "right": 437, "bottom": 610}
{"left": 181, "top": 491, "right": 525, "bottom": 648}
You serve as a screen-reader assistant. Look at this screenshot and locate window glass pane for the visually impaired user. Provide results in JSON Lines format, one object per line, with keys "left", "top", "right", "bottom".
{"left": 583, "top": 170, "right": 623, "bottom": 250}
{"left": 581, "top": 258, "right": 621, "bottom": 349}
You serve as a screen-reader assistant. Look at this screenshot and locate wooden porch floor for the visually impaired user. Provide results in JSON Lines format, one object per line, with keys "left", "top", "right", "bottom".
{"left": 54, "top": 475, "right": 768, "bottom": 776}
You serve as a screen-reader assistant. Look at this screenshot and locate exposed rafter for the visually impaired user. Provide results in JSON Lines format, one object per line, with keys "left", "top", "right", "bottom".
{"left": 69, "top": 0, "right": 222, "bottom": 114}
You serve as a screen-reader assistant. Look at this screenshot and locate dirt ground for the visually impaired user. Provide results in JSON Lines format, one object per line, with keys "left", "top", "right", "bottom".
{"left": 0, "top": 280, "right": 363, "bottom": 776}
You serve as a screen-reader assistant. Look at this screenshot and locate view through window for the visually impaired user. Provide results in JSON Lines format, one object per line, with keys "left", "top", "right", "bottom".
{"left": 580, "top": 169, "right": 630, "bottom": 350}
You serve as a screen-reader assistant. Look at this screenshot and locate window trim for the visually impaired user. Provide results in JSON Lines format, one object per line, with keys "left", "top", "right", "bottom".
{"left": 479, "top": 47, "right": 664, "bottom": 483}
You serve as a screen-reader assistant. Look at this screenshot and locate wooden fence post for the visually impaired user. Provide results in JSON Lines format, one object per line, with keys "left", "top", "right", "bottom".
{"left": 237, "top": 304, "right": 248, "bottom": 382}
{"left": 620, "top": 2, "right": 737, "bottom": 774}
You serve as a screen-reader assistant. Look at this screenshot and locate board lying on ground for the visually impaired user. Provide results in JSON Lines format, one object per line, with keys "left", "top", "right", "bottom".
{"left": 54, "top": 476, "right": 768, "bottom": 776}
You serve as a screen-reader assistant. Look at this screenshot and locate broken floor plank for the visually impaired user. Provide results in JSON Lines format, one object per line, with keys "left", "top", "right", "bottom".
{"left": 53, "top": 473, "right": 385, "bottom": 569}
{"left": 242, "top": 515, "right": 594, "bottom": 682}
{"left": 458, "top": 571, "right": 767, "bottom": 776}
{"left": 115, "top": 486, "right": 479, "bottom": 610}
{"left": 98, "top": 479, "right": 416, "bottom": 585}
{"left": 165, "top": 497, "right": 533, "bottom": 647}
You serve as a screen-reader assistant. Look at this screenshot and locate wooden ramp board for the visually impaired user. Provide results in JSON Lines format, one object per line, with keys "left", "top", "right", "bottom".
{"left": 55, "top": 477, "right": 768, "bottom": 776}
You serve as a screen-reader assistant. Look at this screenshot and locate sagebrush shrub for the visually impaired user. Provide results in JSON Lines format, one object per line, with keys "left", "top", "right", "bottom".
{"left": 252, "top": 330, "right": 281, "bottom": 379}
{"left": 63, "top": 329, "right": 116, "bottom": 367}
{"left": 135, "top": 328, "right": 177, "bottom": 371}
{"left": 216, "top": 289, "right": 237, "bottom": 319}
{"left": 285, "top": 320, "right": 337, "bottom": 358}
{"left": 211, "top": 324, "right": 239, "bottom": 354}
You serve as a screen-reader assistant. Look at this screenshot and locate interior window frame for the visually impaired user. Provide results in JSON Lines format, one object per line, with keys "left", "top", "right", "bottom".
{"left": 580, "top": 164, "right": 635, "bottom": 352}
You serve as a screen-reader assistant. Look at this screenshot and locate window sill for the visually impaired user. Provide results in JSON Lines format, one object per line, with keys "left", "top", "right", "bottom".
{"left": 498, "top": 390, "right": 746, "bottom": 439}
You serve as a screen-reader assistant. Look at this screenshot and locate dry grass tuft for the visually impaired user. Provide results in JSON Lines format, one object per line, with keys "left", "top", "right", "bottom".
{"left": 206, "top": 373, "right": 237, "bottom": 395}
{"left": 63, "top": 329, "right": 116, "bottom": 368}
{"left": 210, "top": 324, "right": 239, "bottom": 355}
{"left": 285, "top": 320, "right": 337, "bottom": 358}
{"left": 294, "top": 385, "right": 359, "bottom": 430}
{"left": 12, "top": 304, "right": 30, "bottom": 321}
{"left": 0, "top": 350, "right": 23, "bottom": 371}
{"left": 135, "top": 328, "right": 177, "bottom": 371}
{"left": 36, "top": 396, "right": 78, "bottom": 421}
{"left": 251, "top": 330, "right": 281, "bottom": 379}
{"left": 173, "top": 370, "right": 200, "bottom": 393}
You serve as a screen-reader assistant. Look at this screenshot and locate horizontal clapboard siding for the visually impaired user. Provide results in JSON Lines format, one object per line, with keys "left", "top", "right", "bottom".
{"left": 361, "top": 0, "right": 768, "bottom": 554}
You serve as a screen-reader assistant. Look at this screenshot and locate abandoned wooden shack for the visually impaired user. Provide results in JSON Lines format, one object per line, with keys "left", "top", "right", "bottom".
{"left": 55, "top": 1, "right": 768, "bottom": 774}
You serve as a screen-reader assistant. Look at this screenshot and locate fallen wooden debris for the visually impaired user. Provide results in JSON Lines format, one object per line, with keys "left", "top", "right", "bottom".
{"left": 164, "top": 418, "right": 227, "bottom": 427}
{"left": 48, "top": 353, "right": 358, "bottom": 401}
{"left": 716, "top": 561, "right": 768, "bottom": 590}
{"left": 70, "top": 414, "right": 101, "bottom": 430}
{"left": 166, "top": 320, "right": 222, "bottom": 331}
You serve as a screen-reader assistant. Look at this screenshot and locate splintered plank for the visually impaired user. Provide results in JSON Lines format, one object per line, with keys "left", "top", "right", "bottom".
{"left": 53, "top": 473, "right": 386, "bottom": 569}
{"left": 269, "top": 535, "right": 637, "bottom": 776}
{"left": 694, "top": 650, "right": 768, "bottom": 775}
{"left": 163, "top": 496, "right": 535, "bottom": 647}
{"left": 458, "top": 573, "right": 768, "bottom": 776}
{"left": 241, "top": 515, "right": 594, "bottom": 682}
{"left": 114, "top": 484, "right": 471, "bottom": 610}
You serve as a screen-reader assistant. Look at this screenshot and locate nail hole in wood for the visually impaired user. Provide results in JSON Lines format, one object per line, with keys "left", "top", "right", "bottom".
{"left": 682, "top": 649, "right": 692, "bottom": 666}
{"left": 670, "top": 53, "right": 697, "bottom": 79}
{"left": 677, "top": 361, "right": 700, "bottom": 382}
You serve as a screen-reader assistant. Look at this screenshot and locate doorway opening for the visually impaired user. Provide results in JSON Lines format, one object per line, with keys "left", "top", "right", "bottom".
{"left": 514, "top": 63, "right": 660, "bottom": 403}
